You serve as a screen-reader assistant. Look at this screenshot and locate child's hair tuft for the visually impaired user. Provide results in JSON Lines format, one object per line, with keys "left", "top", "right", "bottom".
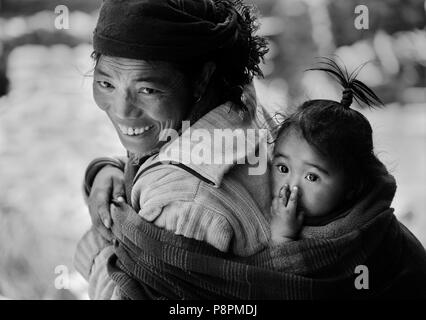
{"left": 275, "top": 57, "right": 388, "bottom": 203}
{"left": 307, "top": 57, "right": 384, "bottom": 109}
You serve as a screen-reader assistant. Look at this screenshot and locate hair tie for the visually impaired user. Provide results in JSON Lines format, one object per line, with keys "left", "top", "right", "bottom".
{"left": 308, "top": 57, "right": 383, "bottom": 109}
{"left": 340, "top": 88, "right": 353, "bottom": 109}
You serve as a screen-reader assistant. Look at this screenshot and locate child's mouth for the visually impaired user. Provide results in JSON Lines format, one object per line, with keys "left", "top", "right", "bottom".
{"left": 296, "top": 201, "right": 306, "bottom": 214}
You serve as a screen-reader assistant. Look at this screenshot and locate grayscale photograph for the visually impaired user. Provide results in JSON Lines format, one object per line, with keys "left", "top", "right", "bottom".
{"left": 0, "top": 0, "right": 425, "bottom": 307}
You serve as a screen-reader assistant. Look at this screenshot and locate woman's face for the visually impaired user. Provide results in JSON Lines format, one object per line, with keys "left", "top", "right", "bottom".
{"left": 272, "top": 128, "right": 347, "bottom": 218}
{"left": 93, "top": 55, "right": 192, "bottom": 156}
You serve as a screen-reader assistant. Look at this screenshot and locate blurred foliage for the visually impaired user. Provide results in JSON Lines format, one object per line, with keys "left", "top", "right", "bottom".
{"left": 0, "top": 0, "right": 425, "bottom": 300}
{"left": 329, "top": 0, "right": 426, "bottom": 46}
{"left": 258, "top": 0, "right": 426, "bottom": 104}
{"left": 0, "top": 0, "right": 101, "bottom": 16}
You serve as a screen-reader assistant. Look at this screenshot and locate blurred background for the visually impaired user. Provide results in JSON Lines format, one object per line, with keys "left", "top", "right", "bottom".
{"left": 0, "top": 0, "right": 425, "bottom": 299}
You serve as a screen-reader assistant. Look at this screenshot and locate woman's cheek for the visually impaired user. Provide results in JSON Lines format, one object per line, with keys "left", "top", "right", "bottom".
{"left": 153, "top": 100, "right": 186, "bottom": 123}
{"left": 93, "top": 88, "right": 110, "bottom": 111}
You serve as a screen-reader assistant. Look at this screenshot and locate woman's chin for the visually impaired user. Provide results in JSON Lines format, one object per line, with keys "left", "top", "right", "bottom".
{"left": 119, "top": 135, "right": 156, "bottom": 156}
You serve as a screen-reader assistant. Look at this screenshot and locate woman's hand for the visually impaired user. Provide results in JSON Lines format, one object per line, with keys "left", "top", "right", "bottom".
{"left": 270, "top": 185, "right": 304, "bottom": 244}
{"left": 88, "top": 165, "right": 126, "bottom": 241}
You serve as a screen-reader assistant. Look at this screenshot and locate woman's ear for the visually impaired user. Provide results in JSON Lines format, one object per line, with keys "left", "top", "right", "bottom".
{"left": 193, "top": 61, "right": 216, "bottom": 100}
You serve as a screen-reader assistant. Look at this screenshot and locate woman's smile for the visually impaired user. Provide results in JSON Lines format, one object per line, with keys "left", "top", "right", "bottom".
{"left": 93, "top": 56, "right": 193, "bottom": 155}
{"left": 116, "top": 124, "right": 154, "bottom": 136}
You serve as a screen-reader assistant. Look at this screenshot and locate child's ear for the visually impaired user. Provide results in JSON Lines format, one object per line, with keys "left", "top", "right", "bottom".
{"left": 345, "top": 181, "right": 364, "bottom": 201}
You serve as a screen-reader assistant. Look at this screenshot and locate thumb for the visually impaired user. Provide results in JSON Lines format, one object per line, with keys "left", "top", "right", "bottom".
{"left": 111, "top": 199, "right": 135, "bottom": 217}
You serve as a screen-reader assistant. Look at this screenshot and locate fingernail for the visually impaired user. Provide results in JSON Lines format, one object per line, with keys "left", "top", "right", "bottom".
{"left": 104, "top": 219, "right": 110, "bottom": 228}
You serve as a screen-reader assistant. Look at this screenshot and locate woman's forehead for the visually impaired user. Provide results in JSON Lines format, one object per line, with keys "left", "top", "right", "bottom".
{"left": 95, "top": 55, "right": 185, "bottom": 85}
{"left": 96, "top": 55, "right": 180, "bottom": 76}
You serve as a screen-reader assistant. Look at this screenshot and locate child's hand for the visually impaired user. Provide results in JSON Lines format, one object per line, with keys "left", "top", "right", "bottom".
{"left": 270, "top": 185, "right": 304, "bottom": 244}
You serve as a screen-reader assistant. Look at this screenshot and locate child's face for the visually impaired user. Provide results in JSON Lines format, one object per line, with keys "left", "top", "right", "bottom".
{"left": 272, "top": 128, "right": 347, "bottom": 218}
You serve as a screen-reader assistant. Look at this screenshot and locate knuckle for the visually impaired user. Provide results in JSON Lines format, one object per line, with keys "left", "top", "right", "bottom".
{"left": 98, "top": 211, "right": 107, "bottom": 220}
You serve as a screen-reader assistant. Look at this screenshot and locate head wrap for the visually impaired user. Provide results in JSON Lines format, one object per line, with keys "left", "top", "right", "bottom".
{"left": 93, "top": 0, "right": 240, "bottom": 61}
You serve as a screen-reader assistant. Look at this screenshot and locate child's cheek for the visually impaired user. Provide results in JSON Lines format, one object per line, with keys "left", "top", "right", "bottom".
{"left": 301, "top": 189, "right": 328, "bottom": 217}
{"left": 271, "top": 171, "right": 281, "bottom": 196}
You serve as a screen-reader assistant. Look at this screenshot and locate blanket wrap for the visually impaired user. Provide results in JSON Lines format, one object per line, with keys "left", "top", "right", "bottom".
{"left": 106, "top": 173, "right": 426, "bottom": 299}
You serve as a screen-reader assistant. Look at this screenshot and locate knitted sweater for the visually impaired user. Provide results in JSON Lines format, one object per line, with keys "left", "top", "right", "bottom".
{"left": 81, "top": 168, "right": 426, "bottom": 299}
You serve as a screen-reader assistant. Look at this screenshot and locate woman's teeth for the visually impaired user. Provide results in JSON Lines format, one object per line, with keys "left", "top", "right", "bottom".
{"left": 118, "top": 125, "right": 153, "bottom": 136}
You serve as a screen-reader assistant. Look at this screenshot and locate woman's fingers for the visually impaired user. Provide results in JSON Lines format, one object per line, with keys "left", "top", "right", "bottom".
{"left": 85, "top": 165, "right": 127, "bottom": 243}
{"left": 92, "top": 166, "right": 126, "bottom": 227}
{"left": 90, "top": 185, "right": 112, "bottom": 229}
{"left": 96, "top": 219, "right": 113, "bottom": 241}
{"left": 88, "top": 189, "right": 113, "bottom": 241}
{"left": 111, "top": 175, "right": 126, "bottom": 204}
{"left": 110, "top": 200, "right": 135, "bottom": 221}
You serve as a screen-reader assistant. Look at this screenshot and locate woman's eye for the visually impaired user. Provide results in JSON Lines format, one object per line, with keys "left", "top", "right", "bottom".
{"left": 306, "top": 173, "right": 319, "bottom": 182}
{"left": 276, "top": 165, "right": 289, "bottom": 174}
{"left": 139, "top": 88, "right": 156, "bottom": 95}
{"left": 97, "top": 81, "right": 113, "bottom": 89}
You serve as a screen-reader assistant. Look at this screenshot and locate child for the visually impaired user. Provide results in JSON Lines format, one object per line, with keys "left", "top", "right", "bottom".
{"left": 78, "top": 58, "right": 426, "bottom": 299}
{"left": 270, "top": 59, "right": 388, "bottom": 244}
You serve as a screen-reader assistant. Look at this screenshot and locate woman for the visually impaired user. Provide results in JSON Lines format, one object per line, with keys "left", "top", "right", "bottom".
{"left": 75, "top": 0, "right": 426, "bottom": 300}
{"left": 74, "top": 0, "right": 275, "bottom": 299}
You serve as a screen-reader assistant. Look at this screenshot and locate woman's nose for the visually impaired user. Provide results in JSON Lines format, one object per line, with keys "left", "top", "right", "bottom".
{"left": 114, "top": 91, "right": 143, "bottom": 119}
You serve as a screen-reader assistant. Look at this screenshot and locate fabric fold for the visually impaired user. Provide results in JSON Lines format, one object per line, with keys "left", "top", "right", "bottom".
{"left": 104, "top": 171, "right": 426, "bottom": 299}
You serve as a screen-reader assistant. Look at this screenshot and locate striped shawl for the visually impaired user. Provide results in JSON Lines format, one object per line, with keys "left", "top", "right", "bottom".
{"left": 105, "top": 172, "right": 426, "bottom": 299}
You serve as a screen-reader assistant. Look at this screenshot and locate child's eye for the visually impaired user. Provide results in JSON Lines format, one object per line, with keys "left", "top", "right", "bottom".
{"left": 305, "top": 173, "right": 319, "bottom": 182}
{"left": 276, "top": 165, "right": 289, "bottom": 174}
{"left": 97, "top": 81, "right": 114, "bottom": 89}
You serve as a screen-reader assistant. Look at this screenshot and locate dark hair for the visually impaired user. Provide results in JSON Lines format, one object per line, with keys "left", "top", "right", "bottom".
{"left": 209, "top": 0, "right": 269, "bottom": 106}
{"left": 275, "top": 58, "right": 387, "bottom": 201}
{"left": 91, "top": 0, "right": 267, "bottom": 117}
